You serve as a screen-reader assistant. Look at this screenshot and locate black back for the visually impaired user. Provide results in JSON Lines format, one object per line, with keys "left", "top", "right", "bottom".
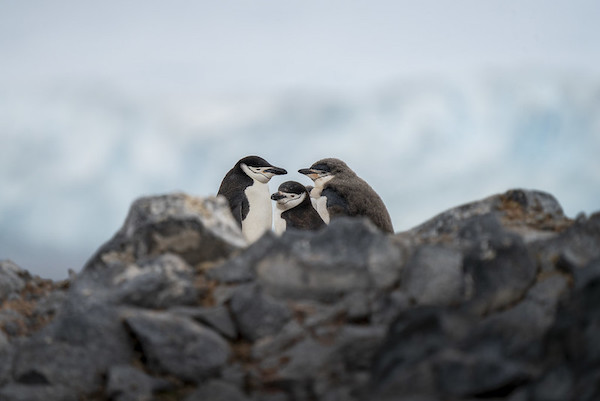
{"left": 217, "top": 163, "right": 253, "bottom": 227}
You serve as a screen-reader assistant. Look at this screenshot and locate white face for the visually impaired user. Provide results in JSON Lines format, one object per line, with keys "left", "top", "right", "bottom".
{"left": 313, "top": 174, "right": 334, "bottom": 188}
{"left": 274, "top": 192, "right": 306, "bottom": 211}
{"left": 241, "top": 163, "right": 276, "bottom": 183}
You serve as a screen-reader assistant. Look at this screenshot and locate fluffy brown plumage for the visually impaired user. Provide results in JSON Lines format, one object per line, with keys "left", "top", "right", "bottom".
{"left": 299, "top": 158, "right": 394, "bottom": 233}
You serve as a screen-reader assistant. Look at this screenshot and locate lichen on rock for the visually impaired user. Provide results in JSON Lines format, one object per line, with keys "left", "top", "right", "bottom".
{"left": 1, "top": 189, "right": 599, "bottom": 401}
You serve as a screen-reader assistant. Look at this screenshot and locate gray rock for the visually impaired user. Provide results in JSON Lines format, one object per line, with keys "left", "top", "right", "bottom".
{"left": 370, "top": 290, "right": 411, "bottom": 325}
{"left": 251, "top": 320, "right": 306, "bottom": 360}
{"left": 12, "top": 341, "right": 106, "bottom": 391}
{"left": 535, "top": 212, "right": 600, "bottom": 273}
{"left": 256, "top": 218, "right": 403, "bottom": 303}
{"left": 0, "top": 260, "right": 28, "bottom": 303}
{"left": 251, "top": 391, "right": 291, "bottom": 401}
{"left": 230, "top": 284, "right": 292, "bottom": 341}
{"left": 11, "top": 295, "right": 133, "bottom": 392}
{"left": 276, "top": 337, "right": 335, "bottom": 382}
{"left": 341, "top": 291, "right": 371, "bottom": 322}
{"left": 401, "top": 245, "right": 465, "bottom": 306}
{"left": 434, "top": 349, "right": 534, "bottom": 398}
{"left": 0, "top": 338, "right": 14, "bottom": 386}
{"left": 207, "top": 232, "right": 278, "bottom": 283}
{"left": 33, "top": 290, "right": 67, "bottom": 318}
{"left": 0, "top": 383, "right": 78, "bottom": 401}
{"left": 408, "top": 189, "right": 568, "bottom": 240}
{"left": 0, "top": 309, "right": 26, "bottom": 337}
{"left": 212, "top": 285, "right": 239, "bottom": 305}
{"left": 333, "top": 325, "right": 387, "bottom": 371}
{"left": 113, "top": 253, "right": 197, "bottom": 308}
{"left": 106, "top": 365, "right": 168, "bottom": 401}
{"left": 2, "top": 189, "right": 598, "bottom": 401}
{"left": 459, "top": 215, "right": 537, "bottom": 315}
{"left": 125, "top": 310, "right": 230, "bottom": 382}
{"left": 530, "top": 366, "right": 573, "bottom": 401}
{"left": 84, "top": 194, "right": 246, "bottom": 271}
{"left": 220, "top": 363, "right": 247, "bottom": 388}
{"left": 184, "top": 379, "right": 249, "bottom": 401}
{"left": 370, "top": 307, "right": 471, "bottom": 399}
{"left": 170, "top": 305, "right": 238, "bottom": 339}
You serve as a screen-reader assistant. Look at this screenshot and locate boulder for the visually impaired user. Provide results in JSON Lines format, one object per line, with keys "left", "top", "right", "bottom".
{"left": 84, "top": 194, "right": 246, "bottom": 271}
{"left": 1, "top": 189, "right": 599, "bottom": 401}
{"left": 125, "top": 310, "right": 231, "bottom": 382}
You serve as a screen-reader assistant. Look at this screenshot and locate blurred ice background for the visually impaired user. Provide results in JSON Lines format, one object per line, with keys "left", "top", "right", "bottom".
{"left": 1, "top": 1, "right": 599, "bottom": 279}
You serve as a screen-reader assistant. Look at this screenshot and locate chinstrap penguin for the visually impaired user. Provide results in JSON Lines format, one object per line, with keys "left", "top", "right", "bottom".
{"left": 218, "top": 155, "right": 287, "bottom": 242}
{"left": 271, "top": 181, "right": 325, "bottom": 235}
{"left": 299, "top": 158, "right": 394, "bottom": 233}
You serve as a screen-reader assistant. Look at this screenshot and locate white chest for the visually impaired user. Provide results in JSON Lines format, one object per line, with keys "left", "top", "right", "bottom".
{"left": 242, "top": 182, "right": 272, "bottom": 243}
{"left": 310, "top": 181, "right": 331, "bottom": 224}
{"left": 273, "top": 207, "right": 287, "bottom": 236}
{"left": 315, "top": 196, "right": 330, "bottom": 224}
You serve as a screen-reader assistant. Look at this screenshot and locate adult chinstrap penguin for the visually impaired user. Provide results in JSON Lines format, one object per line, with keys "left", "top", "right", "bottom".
{"left": 299, "top": 158, "right": 394, "bottom": 233}
{"left": 218, "top": 155, "right": 287, "bottom": 243}
{"left": 271, "top": 181, "right": 325, "bottom": 235}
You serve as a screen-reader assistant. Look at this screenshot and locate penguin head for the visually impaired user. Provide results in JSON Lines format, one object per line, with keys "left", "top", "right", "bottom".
{"left": 271, "top": 181, "right": 308, "bottom": 210}
{"left": 238, "top": 156, "right": 287, "bottom": 183}
{"left": 298, "top": 158, "right": 353, "bottom": 185}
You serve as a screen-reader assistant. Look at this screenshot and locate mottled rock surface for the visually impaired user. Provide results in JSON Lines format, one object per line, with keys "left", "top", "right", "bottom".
{"left": 1, "top": 189, "right": 598, "bottom": 401}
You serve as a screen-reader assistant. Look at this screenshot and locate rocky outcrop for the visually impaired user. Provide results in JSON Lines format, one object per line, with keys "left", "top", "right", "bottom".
{"left": 0, "top": 189, "right": 599, "bottom": 400}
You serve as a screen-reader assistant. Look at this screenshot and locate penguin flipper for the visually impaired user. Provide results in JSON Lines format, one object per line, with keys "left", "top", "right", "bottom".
{"left": 322, "top": 187, "right": 350, "bottom": 217}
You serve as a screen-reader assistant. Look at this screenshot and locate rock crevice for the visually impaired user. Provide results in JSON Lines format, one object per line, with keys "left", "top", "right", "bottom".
{"left": 0, "top": 189, "right": 598, "bottom": 401}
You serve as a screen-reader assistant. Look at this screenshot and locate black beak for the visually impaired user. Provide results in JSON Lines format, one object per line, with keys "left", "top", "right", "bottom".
{"left": 271, "top": 192, "right": 285, "bottom": 201}
{"left": 265, "top": 167, "right": 287, "bottom": 175}
{"left": 298, "top": 168, "right": 314, "bottom": 175}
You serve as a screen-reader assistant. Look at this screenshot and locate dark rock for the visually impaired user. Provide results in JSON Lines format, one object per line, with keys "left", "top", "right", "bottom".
{"left": 113, "top": 253, "right": 197, "bottom": 308}
{"left": 0, "top": 337, "right": 14, "bottom": 385}
{"left": 401, "top": 245, "right": 465, "bottom": 306}
{"left": 125, "top": 310, "right": 230, "bottom": 382}
{"left": 409, "top": 188, "right": 570, "bottom": 240}
{"left": 434, "top": 348, "right": 534, "bottom": 398}
{"left": 170, "top": 304, "right": 238, "bottom": 339}
{"left": 370, "top": 290, "right": 411, "bottom": 325}
{"left": 106, "top": 365, "right": 169, "bottom": 401}
{"left": 2, "top": 189, "right": 599, "bottom": 401}
{"left": 0, "top": 309, "right": 25, "bottom": 337}
{"left": 0, "top": 383, "right": 78, "bottom": 401}
{"left": 252, "top": 391, "right": 291, "bottom": 401}
{"left": 84, "top": 194, "right": 246, "bottom": 271}
{"left": 532, "top": 212, "right": 600, "bottom": 273}
{"left": 473, "top": 274, "right": 569, "bottom": 358}
{"left": 369, "top": 307, "right": 471, "bottom": 400}
{"left": 540, "top": 258, "right": 600, "bottom": 394}
{"left": 12, "top": 340, "right": 105, "bottom": 391}
{"left": 10, "top": 292, "right": 133, "bottom": 392}
{"left": 340, "top": 291, "right": 371, "bottom": 322}
{"left": 459, "top": 215, "right": 537, "bottom": 315}
{"left": 230, "top": 284, "right": 292, "bottom": 341}
{"left": 251, "top": 320, "right": 306, "bottom": 360}
{"left": 256, "top": 218, "right": 404, "bottom": 303}
{"left": 331, "top": 325, "right": 387, "bottom": 371}
{"left": 220, "top": 362, "right": 247, "bottom": 388}
{"left": 184, "top": 379, "right": 249, "bottom": 401}
{"left": 530, "top": 366, "right": 573, "bottom": 401}
{"left": 275, "top": 337, "right": 335, "bottom": 382}
{"left": 207, "top": 232, "right": 278, "bottom": 283}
